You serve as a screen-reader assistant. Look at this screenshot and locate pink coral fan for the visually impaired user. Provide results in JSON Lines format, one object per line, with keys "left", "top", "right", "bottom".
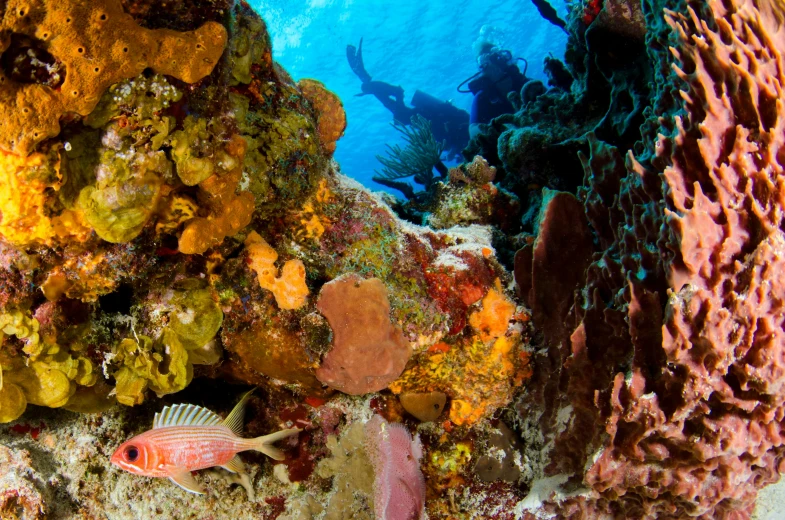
{"left": 364, "top": 415, "right": 425, "bottom": 520}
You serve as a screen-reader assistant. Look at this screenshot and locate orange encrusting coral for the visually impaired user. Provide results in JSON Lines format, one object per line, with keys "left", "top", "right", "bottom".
{"left": 468, "top": 284, "right": 516, "bottom": 342}
{"left": 244, "top": 231, "right": 309, "bottom": 310}
{"left": 0, "top": 147, "right": 91, "bottom": 247}
{"left": 0, "top": 0, "right": 227, "bottom": 156}
{"left": 42, "top": 253, "right": 118, "bottom": 303}
{"left": 295, "top": 179, "right": 334, "bottom": 240}
{"left": 389, "top": 284, "right": 529, "bottom": 426}
{"left": 297, "top": 79, "right": 347, "bottom": 155}
{"left": 178, "top": 136, "right": 255, "bottom": 255}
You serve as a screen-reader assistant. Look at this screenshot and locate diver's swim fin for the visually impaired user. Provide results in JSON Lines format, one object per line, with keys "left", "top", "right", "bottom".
{"left": 346, "top": 37, "right": 373, "bottom": 84}
{"left": 530, "top": 0, "right": 568, "bottom": 32}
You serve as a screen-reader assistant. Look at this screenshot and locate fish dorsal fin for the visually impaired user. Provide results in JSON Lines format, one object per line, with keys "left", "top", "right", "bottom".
{"left": 221, "top": 389, "right": 254, "bottom": 436}
{"left": 153, "top": 403, "right": 222, "bottom": 429}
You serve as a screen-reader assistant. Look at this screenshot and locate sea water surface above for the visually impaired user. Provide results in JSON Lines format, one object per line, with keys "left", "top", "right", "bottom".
{"left": 254, "top": 0, "right": 569, "bottom": 190}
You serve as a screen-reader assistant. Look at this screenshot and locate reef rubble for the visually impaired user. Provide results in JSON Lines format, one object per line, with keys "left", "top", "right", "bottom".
{"left": 1, "top": 0, "right": 785, "bottom": 519}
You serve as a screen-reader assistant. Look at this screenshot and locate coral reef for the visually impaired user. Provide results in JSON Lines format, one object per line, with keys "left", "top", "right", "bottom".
{"left": 0, "top": 0, "right": 227, "bottom": 156}
{"left": 245, "top": 231, "right": 309, "bottom": 311}
{"left": 2, "top": 0, "right": 785, "bottom": 518}
{"left": 297, "top": 79, "right": 347, "bottom": 156}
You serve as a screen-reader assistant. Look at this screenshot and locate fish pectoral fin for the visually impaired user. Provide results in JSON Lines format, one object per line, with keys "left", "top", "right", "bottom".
{"left": 221, "top": 455, "right": 245, "bottom": 474}
{"left": 166, "top": 467, "right": 205, "bottom": 495}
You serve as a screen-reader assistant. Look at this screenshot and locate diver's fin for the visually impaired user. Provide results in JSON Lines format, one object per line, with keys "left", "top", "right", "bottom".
{"left": 250, "top": 428, "right": 301, "bottom": 460}
{"left": 221, "top": 455, "right": 245, "bottom": 474}
{"left": 167, "top": 467, "right": 205, "bottom": 495}
{"left": 346, "top": 37, "right": 372, "bottom": 83}
{"left": 221, "top": 389, "right": 254, "bottom": 436}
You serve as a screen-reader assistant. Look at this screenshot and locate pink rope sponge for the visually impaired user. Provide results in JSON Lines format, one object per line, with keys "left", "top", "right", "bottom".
{"left": 364, "top": 415, "right": 426, "bottom": 520}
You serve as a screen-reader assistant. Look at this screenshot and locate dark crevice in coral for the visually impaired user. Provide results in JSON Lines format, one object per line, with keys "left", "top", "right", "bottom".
{"left": 97, "top": 283, "right": 134, "bottom": 315}
{"left": 758, "top": 89, "right": 777, "bottom": 132}
{"left": 0, "top": 33, "right": 65, "bottom": 88}
{"left": 120, "top": 0, "right": 232, "bottom": 31}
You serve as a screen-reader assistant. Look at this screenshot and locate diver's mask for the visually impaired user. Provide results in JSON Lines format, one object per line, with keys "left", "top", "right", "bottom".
{"left": 477, "top": 48, "right": 513, "bottom": 71}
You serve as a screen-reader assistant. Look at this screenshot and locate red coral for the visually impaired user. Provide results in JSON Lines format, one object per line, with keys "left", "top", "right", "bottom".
{"left": 582, "top": 0, "right": 603, "bottom": 25}
{"left": 407, "top": 233, "right": 497, "bottom": 335}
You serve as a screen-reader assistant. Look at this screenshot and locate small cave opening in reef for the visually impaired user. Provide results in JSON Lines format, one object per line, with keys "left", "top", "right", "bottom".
{"left": 1, "top": 32, "right": 66, "bottom": 87}
{"left": 98, "top": 283, "right": 134, "bottom": 315}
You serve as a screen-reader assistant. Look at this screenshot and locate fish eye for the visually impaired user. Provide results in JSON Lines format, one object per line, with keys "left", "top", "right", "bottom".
{"left": 124, "top": 446, "right": 140, "bottom": 462}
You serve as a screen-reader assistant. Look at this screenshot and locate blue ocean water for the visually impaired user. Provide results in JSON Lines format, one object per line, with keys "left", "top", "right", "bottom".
{"left": 253, "top": 0, "right": 568, "bottom": 191}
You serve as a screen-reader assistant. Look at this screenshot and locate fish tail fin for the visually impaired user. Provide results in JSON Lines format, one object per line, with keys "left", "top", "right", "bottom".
{"left": 250, "top": 428, "right": 301, "bottom": 461}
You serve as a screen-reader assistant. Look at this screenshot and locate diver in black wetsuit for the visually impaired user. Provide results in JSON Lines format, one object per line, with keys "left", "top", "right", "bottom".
{"left": 346, "top": 38, "right": 469, "bottom": 161}
{"left": 457, "top": 43, "right": 530, "bottom": 139}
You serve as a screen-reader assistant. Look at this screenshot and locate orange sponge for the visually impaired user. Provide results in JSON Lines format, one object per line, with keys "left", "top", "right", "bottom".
{"left": 244, "top": 231, "right": 309, "bottom": 310}
{"left": 298, "top": 79, "right": 346, "bottom": 155}
{"left": 0, "top": 0, "right": 227, "bottom": 155}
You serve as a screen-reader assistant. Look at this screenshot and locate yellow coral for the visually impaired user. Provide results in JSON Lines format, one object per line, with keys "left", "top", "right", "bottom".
{"left": 113, "top": 329, "right": 193, "bottom": 406}
{"left": 430, "top": 442, "right": 472, "bottom": 473}
{"left": 156, "top": 194, "right": 198, "bottom": 234}
{"left": 178, "top": 136, "right": 255, "bottom": 254}
{"left": 296, "top": 179, "right": 334, "bottom": 240}
{"left": 0, "top": 147, "right": 91, "bottom": 247}
{"left": 0, "top": 0, "right": 228, "bottom": 155}
{"left": 0, "top": 372, "right": 26, "bottom": 423}
{"left": 166, "top": 278, "right": 224, "bottom": 351}
{"left": 389, "top": 286, "right": 525, "bottom": 426}
{"left": 245, "top": 231, "right": 309, "bottom": 310}
{"left": 0, "top": 309, "right": 99, "bottom": 422}
{"left": 8, "top": 361, "right": 74, "bottom": 408}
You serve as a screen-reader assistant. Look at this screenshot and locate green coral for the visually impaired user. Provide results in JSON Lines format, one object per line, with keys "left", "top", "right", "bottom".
{"left": 113, "top": 329, "right": 193, "bottom": 406}
{"left": 230, "top": 91, "right": 322, "bottom": 211}
{"left": 169, "top": 116, "right": 239, "bottom": 186}
{"left": 77, "top": 148, "right": 168, "bottom": 243}
{"left": 228, "top": 12, "right": 268, "bottom": 85}
{"left": 166, "top": 278, "right": 224, "bottom": 351}
{"left": 0, "top": 309, "right": 100, "bottom": 423}
{"left": 84, "top": 74, "right": 183, "bottom": 129}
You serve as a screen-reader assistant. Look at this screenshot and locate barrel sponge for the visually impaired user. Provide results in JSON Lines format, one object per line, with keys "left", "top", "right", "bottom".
{"left": 0, "top": 0, "right": 228, "bottom": 156}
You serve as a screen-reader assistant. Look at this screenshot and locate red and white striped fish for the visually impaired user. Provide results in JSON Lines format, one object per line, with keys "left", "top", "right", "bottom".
{"left": 110, "top": 390, "right": 299, "bottom": 496}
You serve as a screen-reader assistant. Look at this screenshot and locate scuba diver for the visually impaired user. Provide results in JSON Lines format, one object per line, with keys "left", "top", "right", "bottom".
{"left": 346, "top": 38, "right": 470, "bottom": 161}
{"left": 457, "top": 42, "right": 530, "bottom": 139}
